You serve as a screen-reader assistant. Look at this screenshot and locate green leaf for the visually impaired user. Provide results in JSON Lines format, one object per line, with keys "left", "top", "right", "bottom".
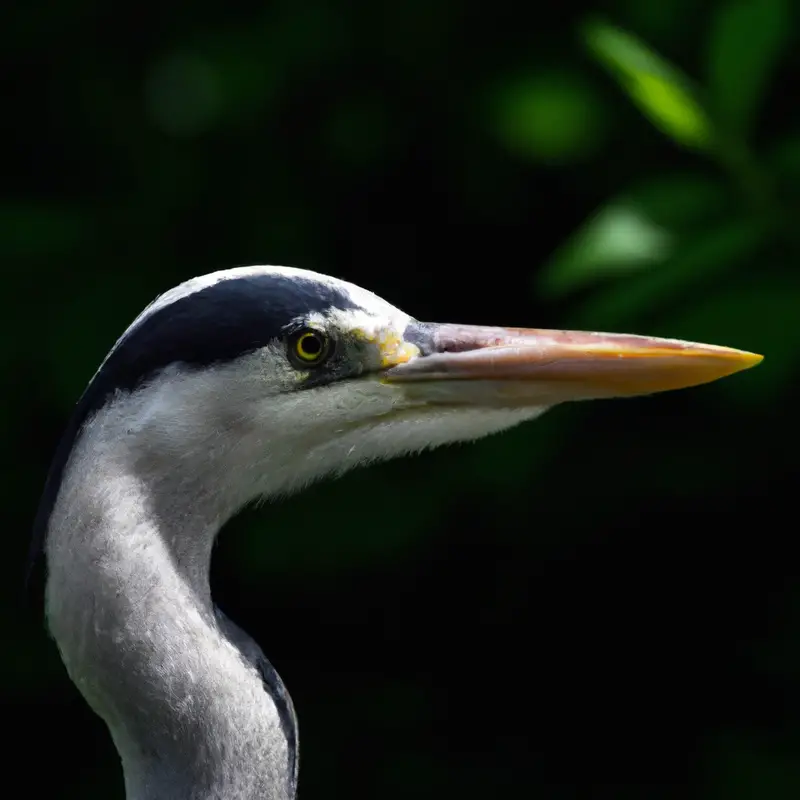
{"left": 621, "top": 173, "right": 728, "bottom": 229}
{"left": 707, "top": 0, "right": 789, "bottom": 139}
{"left": 490, "top": 71, "right": 607, "bottom": 164}
{"left": 584, "top": 20, "right": 713, "bottom": 150}
{"left": 537, "top": 173, "right": 725, "bottom": 298}
{"left": 538, "top": 203, "right": 672, "bottom": 298}
{"left": 569, "top": 218, "right": 768, "bottom": 328}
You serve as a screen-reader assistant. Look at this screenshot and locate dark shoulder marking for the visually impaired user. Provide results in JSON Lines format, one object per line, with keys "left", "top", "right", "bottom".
{"left": 27, "top": 272, "right": 360, "bottom": 601}
{"left": 214, "top": 606, "right": 300, "bottom": 796}
{"left": 255, "top": 653, "right": 300, "bottom": 795}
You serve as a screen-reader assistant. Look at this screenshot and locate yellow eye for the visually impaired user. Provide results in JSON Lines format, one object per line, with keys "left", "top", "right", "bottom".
{"left": 288, "top": 328, "right": 332, "bottom": 367}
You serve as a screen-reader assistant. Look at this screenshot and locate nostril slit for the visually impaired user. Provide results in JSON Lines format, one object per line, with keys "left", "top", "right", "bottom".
{"left": 437, "top": 339, "right": 477, "bottom": 353}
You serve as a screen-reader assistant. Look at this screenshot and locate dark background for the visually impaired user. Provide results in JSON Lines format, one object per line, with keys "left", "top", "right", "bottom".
{"left": 4, "top": 0, "right": 799, "bottom": 797}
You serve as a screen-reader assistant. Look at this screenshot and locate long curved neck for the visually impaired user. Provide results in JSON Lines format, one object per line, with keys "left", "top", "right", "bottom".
{"left": 44, "top": 408, "right": 295, "bottom": 800}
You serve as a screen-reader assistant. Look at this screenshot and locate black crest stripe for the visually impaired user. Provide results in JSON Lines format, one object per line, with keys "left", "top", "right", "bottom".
{"left": 27, "top": 272, "right": 361, "bottom": 600}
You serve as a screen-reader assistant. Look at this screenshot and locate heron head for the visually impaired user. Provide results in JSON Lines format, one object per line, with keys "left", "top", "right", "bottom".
{"left": 96, "top": 266, "right": 758, "bottom": 495}
{"left": 29, "top": 264, "right": 763, "bottom": 596}
{"left": 35, "top": 265, "right": 763, "bottom": 537}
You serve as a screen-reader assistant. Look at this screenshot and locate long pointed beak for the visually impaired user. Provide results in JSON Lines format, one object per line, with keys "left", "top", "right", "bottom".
{"left": 382, "top": 322, "right": 762, "bottom": 406}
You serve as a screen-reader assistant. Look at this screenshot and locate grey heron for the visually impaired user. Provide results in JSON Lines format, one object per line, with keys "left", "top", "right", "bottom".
{"left": 30, "top": 265, "right": 761, "bottom": 800}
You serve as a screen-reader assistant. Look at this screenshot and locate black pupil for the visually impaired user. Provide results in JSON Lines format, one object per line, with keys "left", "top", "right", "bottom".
{"left": 302, "top": 333, "right": 323, "bottom": 356}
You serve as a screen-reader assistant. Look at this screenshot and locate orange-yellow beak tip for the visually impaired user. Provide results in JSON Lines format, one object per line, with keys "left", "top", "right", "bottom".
{"left": 383, "top": 323, "right": 764, "bottom": 405}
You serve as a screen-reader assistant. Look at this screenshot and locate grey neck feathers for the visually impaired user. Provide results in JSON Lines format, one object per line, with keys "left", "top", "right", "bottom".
{"left": 44, "top": 392, "right": 296, "bottom": 800}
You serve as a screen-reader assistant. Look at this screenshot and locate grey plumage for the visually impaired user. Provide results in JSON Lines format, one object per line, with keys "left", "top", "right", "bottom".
{"left": 36, "top": 265, "right": 761, "bottom": 799}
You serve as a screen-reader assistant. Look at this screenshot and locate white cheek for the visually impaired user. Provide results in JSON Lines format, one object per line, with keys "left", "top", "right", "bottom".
{"left": 258, "top": 380, "right": 403, "bottom": 437}
{"left": 338, "top": 406, "right": 547, "bottom": 462}
{"left": 274, "top": 405, "right": 547, "bottom": 495}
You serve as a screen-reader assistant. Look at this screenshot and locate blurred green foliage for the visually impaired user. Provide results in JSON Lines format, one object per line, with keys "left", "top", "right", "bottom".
{"left": 585, "top": 21, "right": 713, "bottom": 150}
{"left": 490, "top": 70, "right": 607, "bottom": 163}
{"left": 4, "top": 0, "right": 799, "bottom": 797}
{"left": 540, "top": 8, "right": 797, "bottom": 409}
